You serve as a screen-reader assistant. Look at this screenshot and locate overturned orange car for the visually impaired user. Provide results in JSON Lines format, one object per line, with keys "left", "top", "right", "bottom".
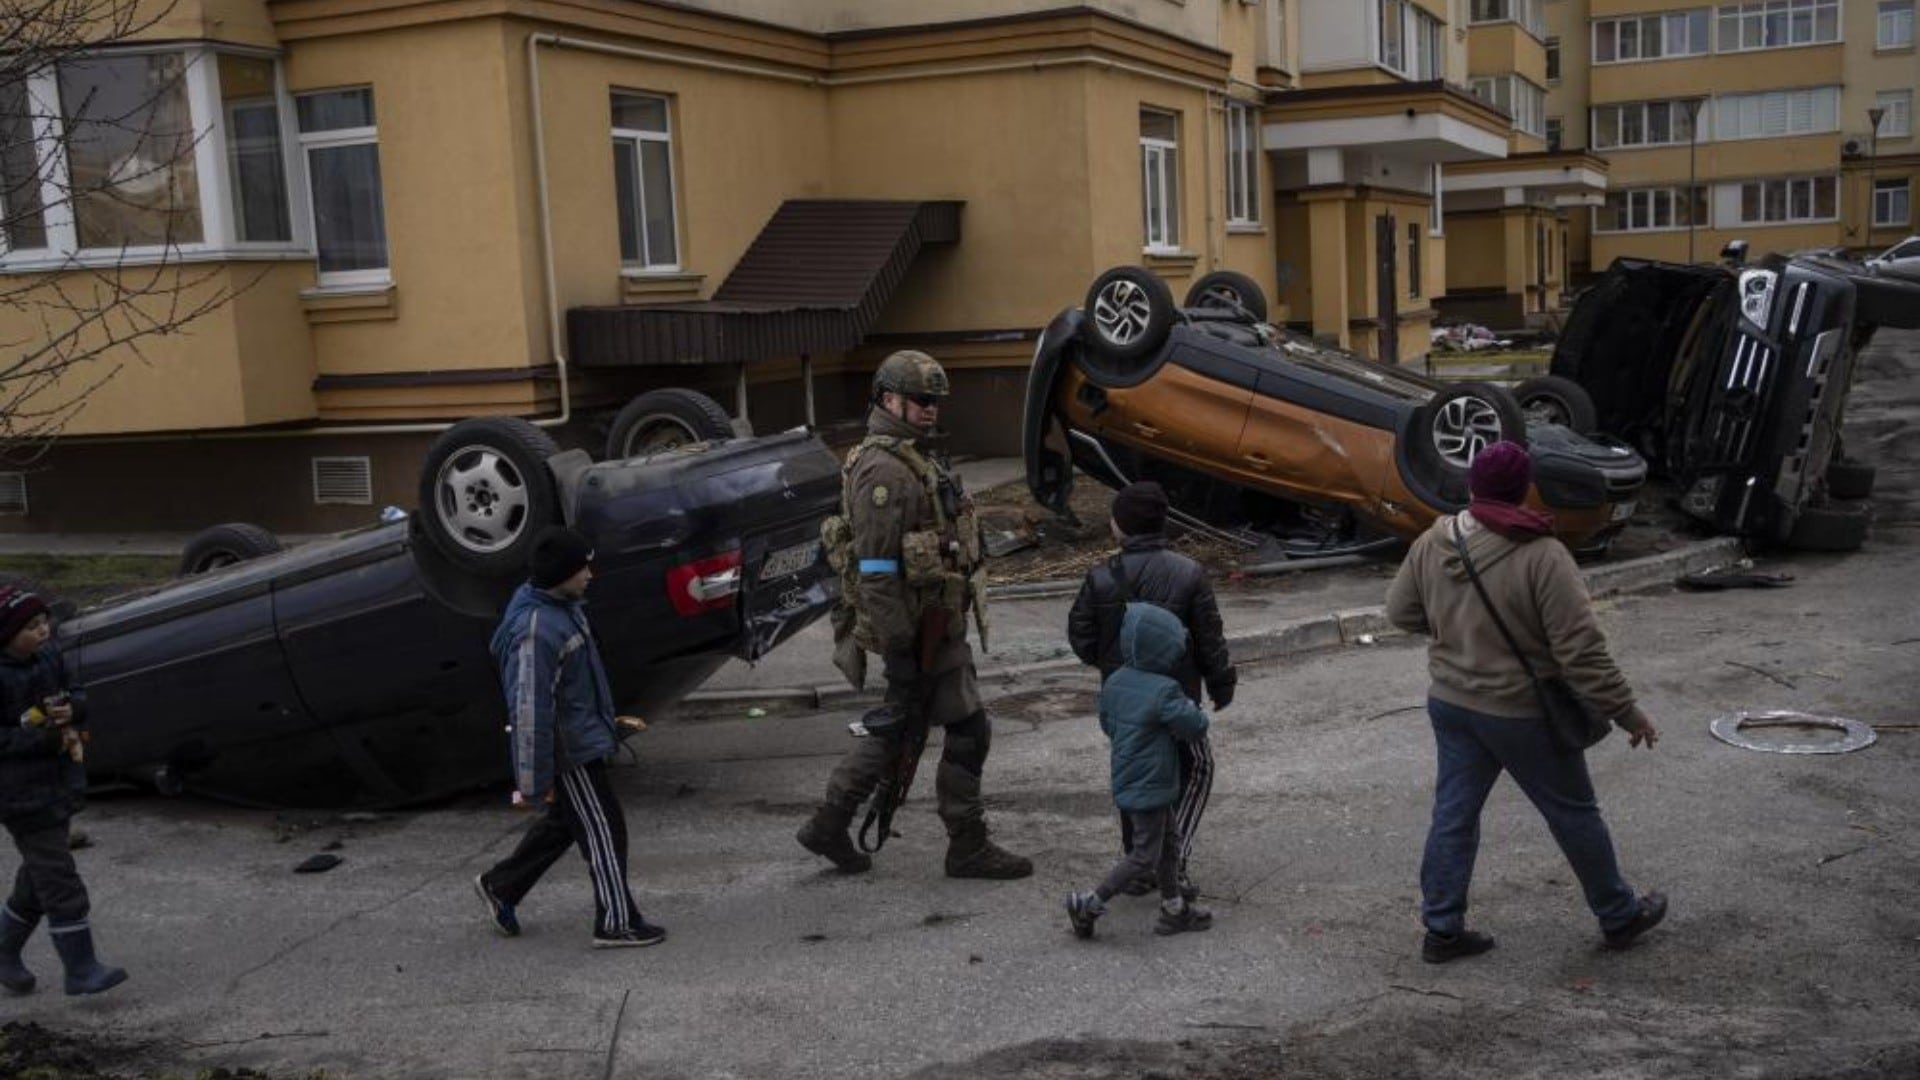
{"left": 1023, "top": 267, "right": 1647, "bottom": 556}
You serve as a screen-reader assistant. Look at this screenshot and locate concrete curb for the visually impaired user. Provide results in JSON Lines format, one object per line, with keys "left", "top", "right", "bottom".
{"left": 679, "top": 536, "right": 1747, "bottom": 713}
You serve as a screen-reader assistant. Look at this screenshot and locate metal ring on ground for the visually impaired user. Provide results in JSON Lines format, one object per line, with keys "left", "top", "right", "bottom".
{"left": 1709, "top": 710, "right": 1878, "bottom": 754}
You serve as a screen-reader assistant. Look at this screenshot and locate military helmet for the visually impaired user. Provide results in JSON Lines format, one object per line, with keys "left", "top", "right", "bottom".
{"left": 873, "top": 350, "right": 950, "bottom": 401}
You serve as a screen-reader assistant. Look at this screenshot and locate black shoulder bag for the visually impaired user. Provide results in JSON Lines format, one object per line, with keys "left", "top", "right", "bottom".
{"left": 1450, "top": 520, "right": 1611, "bottom": 754}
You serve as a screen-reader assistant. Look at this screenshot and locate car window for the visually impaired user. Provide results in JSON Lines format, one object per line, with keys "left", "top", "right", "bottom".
{"left": 1889, "top": 239, "right": 1920, "bottom": 260}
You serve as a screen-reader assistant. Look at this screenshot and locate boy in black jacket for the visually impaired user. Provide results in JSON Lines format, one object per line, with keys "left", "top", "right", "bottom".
{"left": 0, "top": 586, "right": 125, "bottom": 996}
{"left": 1068, "top": 482, "right": 1235, "bottom": 900}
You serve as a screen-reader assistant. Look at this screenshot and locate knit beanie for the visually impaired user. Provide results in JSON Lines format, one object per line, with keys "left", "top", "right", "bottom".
{"left": 1468, "top": 441, "right": 1533, "bottom": 505}
{"left": 1111, "top": 481, "right": 1170, "bottom": 537}
{"left": 528, "top": 526, "right": 595, "bottom": 589}
{"left": 0, "top": 586, "right": 49, "bottom": 647}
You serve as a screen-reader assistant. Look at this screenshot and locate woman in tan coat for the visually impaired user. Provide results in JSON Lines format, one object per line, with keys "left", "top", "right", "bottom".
{"left": 1386, "top": 441, "right": 1665, "bottom": 963}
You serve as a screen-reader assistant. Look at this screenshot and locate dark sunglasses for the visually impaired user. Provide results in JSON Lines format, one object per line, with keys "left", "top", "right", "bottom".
{"left": 905, "top": 393, "right": 942, "bottom": 408}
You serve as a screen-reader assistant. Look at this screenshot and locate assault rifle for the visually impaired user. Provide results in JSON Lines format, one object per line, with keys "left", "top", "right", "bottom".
{"left": 856, "top": 605, "right": 950, "bottom": 854}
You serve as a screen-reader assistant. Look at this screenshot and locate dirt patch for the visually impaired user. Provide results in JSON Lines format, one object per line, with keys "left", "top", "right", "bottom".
{"left": 989, "top": 689, "right": 1099, "bottom": 730}
{"left": 0, "top": 1021, "right": 334, "bottom": 1080}
{"left": 975, "top": 480, "right": 1250, "bottom": 586}
{"left": 0, "top": 554, "right": 177, "bottom": 611}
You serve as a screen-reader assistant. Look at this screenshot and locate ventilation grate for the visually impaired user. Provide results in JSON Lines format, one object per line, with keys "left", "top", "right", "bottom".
{"left": 0, "top": 473, "right": 25, "bottom": 514}
{"left": 312, "top": 456, "right": 373, "bottom": 505}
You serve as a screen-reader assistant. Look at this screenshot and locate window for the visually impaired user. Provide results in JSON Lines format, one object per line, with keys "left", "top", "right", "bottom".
{"left": 1545, "top": 117, "right": 1563, "bottom": 151}
{"left": 1546, "top": 36, "right": 1561, "bottom": 80}
{"left": 1712, "top": 87, "right": 1839, "bottom": 140}
{"left": 1595, "top": 185, "right": 1709, "bottom": 231}
{"left": 60, "top": 53, "right": 203, "bottom": 248}
{"left": 1469, "top": 0, "right": 1545, "bottom": 36}
{"left": 1225, "top": 101, "right": 1260, "bottom": 227}
{"left": 1716, "top": 1, "right": 1839, "bottom": 52}
{"left": 1737, "top": 175, "right": 1837, "bottom": 223}
{"left": 1881, "top": 1, "right": 1916, "bottom": 48}
{"left": 1875, "top": 178, "right": 1912, "bottom": 226}
{"left": 1876, "top": 90, "right": 1913, "bottom": 138}
{"left": 1380, "top": 0, "right": 1445, "bottom": 79}
{"left": 1140, "top": 108, "right": 1180, "bottom": 251}
{"left": 1470, "top": 75, "right": 1547, "bottom": 137}
{"left": 0, "top": 473, "right": 24, "bottom": 515}
{"left": 1407, "top": 222, "right": 1421, "bottom": 299}
{"left": 0, "top": 82, "right": 48, "bottom": 252}
{"left": 296, "top": 88, "right": 389, "bottom": 287}
{"left": 1592, "top": 99, "right": 1702, "bottom": 148}
{"left": 221, "top": 55, "right": 291, "bottom": 244}
{"left": 611, "top": 91, "right": 678, "bottom": 270}
{"left": 1594, "top": 8, "right": 1710, "bottom": 61}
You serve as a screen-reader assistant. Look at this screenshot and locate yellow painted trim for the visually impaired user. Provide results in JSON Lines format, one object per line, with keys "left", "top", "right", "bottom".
{"left": 302, "top": 287, "right": 399, "bottom": 324}
{"left": 620, "top": 271, "right": 706, "bottom": 304}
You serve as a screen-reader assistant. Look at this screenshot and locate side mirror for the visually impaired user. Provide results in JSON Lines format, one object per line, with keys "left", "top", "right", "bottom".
{"left": 1721, "top": 240, "right": 1749, "bottom": 267}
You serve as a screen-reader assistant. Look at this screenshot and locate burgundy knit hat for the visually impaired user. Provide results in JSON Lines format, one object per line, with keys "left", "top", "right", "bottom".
{"left": 1468, "top": 441, "right": 1533, "bottom": 505}
{"left": 0, "top": 586, "right": 49, "bottom": 647}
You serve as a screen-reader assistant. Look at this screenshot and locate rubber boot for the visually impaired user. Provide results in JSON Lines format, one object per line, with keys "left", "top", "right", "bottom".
{"left": 49, "top": 922, "right": 127, "bottom": 996}
{"left": 944, "top": 821, "right": 1033, "bottom": 880}
{"left": 0, "top": 905, "right": 37, "bottom": 994}
{"left": 795, "top": 805, "right": 872, "bottom": 874}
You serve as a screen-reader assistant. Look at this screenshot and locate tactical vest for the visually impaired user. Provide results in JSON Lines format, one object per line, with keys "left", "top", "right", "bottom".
{"left": 821, "top": 434, "right": 990, "bottom": 661}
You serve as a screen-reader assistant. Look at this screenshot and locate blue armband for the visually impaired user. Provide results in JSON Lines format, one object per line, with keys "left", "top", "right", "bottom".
{"left": 858, "top": 558, "right": 901, "bottom": 575}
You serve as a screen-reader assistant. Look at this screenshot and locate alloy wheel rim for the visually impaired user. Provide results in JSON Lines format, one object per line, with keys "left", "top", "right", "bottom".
{"left": 1092, "top": 279, "right": 1153, "bottom": 345}
{"left": 435, "top": 445, "right": 530, "bottom": 554}
{"left": 1432, "top": 396, "right": 1505, "bottom": 468}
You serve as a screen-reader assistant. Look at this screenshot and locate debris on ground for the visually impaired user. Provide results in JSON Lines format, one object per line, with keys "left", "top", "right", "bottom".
{"left": 0, "top": 1021, "right": 332, "bottom": 1080}
{"left": 1431, "top": 323, "right": 1513, "bottom": 352}
{"left": 1677, "top": 561, "right": 1795, "bottom": 590}
{"left": 293, "top": 853, "right": 343, "bottom": 874}
{"left": 973, "top": 479, "right": 1252, "bottom": 585}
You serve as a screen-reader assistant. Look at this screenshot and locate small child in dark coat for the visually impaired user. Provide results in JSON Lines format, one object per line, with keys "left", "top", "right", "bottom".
{"left": 0, "top": 586, "right": 125, "bottom": 996}
{"left": 1065, "top": 602, "right": 1212, "bottom": 938}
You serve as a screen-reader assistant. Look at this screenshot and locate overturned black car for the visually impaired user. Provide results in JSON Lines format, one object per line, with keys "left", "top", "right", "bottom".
{"left": 55, "top": 406, "right": 840, "bottom": 808}
{"left": 1538, "top": 248, "right": 1920, "bottom": 551}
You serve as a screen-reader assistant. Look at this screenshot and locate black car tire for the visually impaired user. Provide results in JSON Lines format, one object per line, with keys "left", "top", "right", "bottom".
{"left": 1786, "top": 499, "right": 1871, "bottom": 552}
{"left": 1850, "top": 273, "right": 1920, "bottom": 330}
{"left": 1513, "top": 375, "right": 1599, "bottom": 434}
{"left": 1084, "top": 266, "right": 1176, "bottom": 368}
{"left": 606, "top": 388, "right": 734, "bottom": 460}
{"left": 1414, "top": 382, "right": 1528, "bottom": 475}
{"left": 418, "top": 417, "right": 563, "bottom": 577}
{"left": 179, "top": 523, "right": 283, "bottom": 576}
{"left": 1184, "top": 270, "right": 1269, "bottom": 324}
{"left": 1825, "top": 458, "right": 1875, "bottom": 500}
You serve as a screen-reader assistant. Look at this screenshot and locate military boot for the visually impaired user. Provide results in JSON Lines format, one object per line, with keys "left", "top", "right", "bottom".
{"left": 0, "top": 905, "right": 37, "bottom": 994}
{"left": 944, "top": 821, "right": 1032, "bottom": 880}
{"left": 796, "top": 805, "right": 873, "bottom": 874}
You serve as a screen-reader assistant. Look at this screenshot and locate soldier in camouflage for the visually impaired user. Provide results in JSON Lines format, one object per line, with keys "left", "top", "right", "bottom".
{"left": 796, "top": 351, "right": 1033, "bottom": 879}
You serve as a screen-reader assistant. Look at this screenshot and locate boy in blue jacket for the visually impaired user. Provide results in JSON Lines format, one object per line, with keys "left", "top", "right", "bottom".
{"left": 0, "top": 586, "right": 126, "bottom": 995}
{"left": 474, "top": 527, "right": 666, "bottom": 949}
{"left": 1065, "top": 603, "right": 1212, "bottom": 938}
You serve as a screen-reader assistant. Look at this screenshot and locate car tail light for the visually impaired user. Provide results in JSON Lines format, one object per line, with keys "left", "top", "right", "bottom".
{"left": 666, "top": 549, "right": 742, "bottom": 617}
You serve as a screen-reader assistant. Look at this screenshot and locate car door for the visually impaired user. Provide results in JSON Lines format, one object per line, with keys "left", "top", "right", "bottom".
{"left": 1102, "top": 336, "right": 1255, "bottom": 472}
{"left": 1238, "top": 368, "right": 1396, "bottom": 505}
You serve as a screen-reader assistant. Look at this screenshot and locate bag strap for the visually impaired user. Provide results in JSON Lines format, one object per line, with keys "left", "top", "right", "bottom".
{"left": 1107, "top": 551, "right": 1137, "bottom": 603}
{"left": 1450, "top": 518, "right": 1541, "bottom": 682}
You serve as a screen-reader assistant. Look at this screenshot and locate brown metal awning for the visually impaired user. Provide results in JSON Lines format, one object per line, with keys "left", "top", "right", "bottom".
{"left": 568, "top": 199, "right": 962, "bottom": 368}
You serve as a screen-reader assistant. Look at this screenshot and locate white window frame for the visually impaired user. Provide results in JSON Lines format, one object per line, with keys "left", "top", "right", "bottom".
{"left": 1224, "top": 101, "right": 1261, "bottom": 228}
{"left": 1874, "top": 178, "right": 1912, "bottom": 227}
{"left": 0, "top": 45, "right": 309, "bottom": 271}
{"left": 1875, "top": 90, "right": 1913, "bottom": 139}
{"left": 1379, "top": 0, "right": 1445, "bottom": 79}
{"left": 1469, "top": 0, "right": 1546, "bottom": 38}
{"left": 1593, "top": 185, "right": 1709, "bottom": 232}
{"left": 1545, "top": 116, "right": 1563, "bottom": 151}
{"left": 1592, "top": 8, "right": 1712, "bottom": 63}
{"left": 1735, "top": 175, "right": 1838, "bottom": 225}
{"left": 1712, "top": 86, "right": 1839, "bottom": 141}
{"left": 611, "top": 90, "right": 681, "bottom": 273}
{"left": 1141, "top": 108, "right": 1181, "bottom": 253}
{"left": 1879, "top": 1, "right": 1916, "bottom": 49}
{"left": 1545, "top": 36, "right": 1561, "bottom": 81}
{"left": 1471, "top": 75, "right": 1548, "bottom": 137}
{"left": 1714, "top": 0, "right": 1840, "bottom": 53}
{"left": 296, "top": 86, "right": 388, "bottom": 290}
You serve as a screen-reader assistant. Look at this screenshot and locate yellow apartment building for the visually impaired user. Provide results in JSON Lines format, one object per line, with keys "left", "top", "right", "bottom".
{"left": 1543, "top": 0, "right": 1916, "bottom": 282}
{"left": 0, "top": 0, "right": 1544, "bottom": 534}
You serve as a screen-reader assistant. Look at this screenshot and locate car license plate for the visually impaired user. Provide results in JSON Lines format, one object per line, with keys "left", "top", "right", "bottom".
{"left": 1610, "top": 500, "right": 1638, "bottom": 522}
{"left": 759, "top": 541, "right": 818, "bottom": 582}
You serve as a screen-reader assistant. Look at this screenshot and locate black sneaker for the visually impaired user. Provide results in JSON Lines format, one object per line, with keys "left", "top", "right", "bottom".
{"left": 1153, "top": 901, "right": 1213, "bottom": 936}
{"left": 593, "top": 920, "right": 667, "bottom": 949}
{"left": 474, "top": 874, "right": 519, "bottom": 938}
{"left": 1065, "top": 891, "right": 1103, "bottom": 939}
{"left": 1603, "top": 892, "right": 1668, "bottom": 950}
{"left": 1421, "top": 929, "right": 1495, "bottom": 964}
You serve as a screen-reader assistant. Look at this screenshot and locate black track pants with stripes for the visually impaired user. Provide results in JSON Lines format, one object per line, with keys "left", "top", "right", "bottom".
{"left": 482, "top": 758, "right": 641, "bottom": 936}
{"left": 1119, "top": 733, "right": 1214, "bottom": 880}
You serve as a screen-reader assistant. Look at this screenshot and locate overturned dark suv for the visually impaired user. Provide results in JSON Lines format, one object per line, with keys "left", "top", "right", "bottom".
{"left": 1547, "top": 248, "right": 1920, "bottom": 551}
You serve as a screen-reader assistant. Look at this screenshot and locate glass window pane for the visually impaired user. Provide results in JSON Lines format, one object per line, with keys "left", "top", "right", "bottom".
{"left": 610, "top": 92, "right": 668, "bottom": 134}
{"left": 1814, "top": 176, "right": 1835, "bottom": 218}
{"left": 297, "top": 88, "right": 374, "bottom": 133}
{"left": 613, "top": 139, "right": 640, "bottom": 264}
{"left": 1642, "top": 15, "right": 1663, "bottom": 56}
{"left": 1653, "top": 189, "right": 1673, "bottom": 227}
{"left": 1814, "top": 2, "right": 1837, "bottom": 41}
{"left": 638, "top": 138, "right": 676, "bottom": 266}
{"left": 1742, "top": 183, "right": 1760, "bottom": 221}
{"left": 1790, "top": 179, "right": 1811, "bottom": 219}
{"left": 221, "top": 56, "right": 290, "bottom": 244}
{"left": 1622, "top": 105, "right": 1644, "bottom": 145}
{"left": 1649, "top": 103, "right": 1671, "bottom": 143}
{"left": 1619, "top": 18, "right": 1639, "bottom": 58}
{"left": 1764, "top": 181, "right": 1786, "bottom": 221}
{"left": 1140, "top": 109, "right": 1177, "bottom": 143}
{"left": 60, "top": 52, "right": 203, "bottom": 248}
{"left": 0, "top": 80, "right": 47, "bottom": 250}
{"left": 307, "top": 142, "right": 387, "bottom": 273}
{"left": 1689, "top": 11, "right": 1709, "bottom": 51}
{"left": 1597, "top": 21, "right": 1616, "bottom": 61}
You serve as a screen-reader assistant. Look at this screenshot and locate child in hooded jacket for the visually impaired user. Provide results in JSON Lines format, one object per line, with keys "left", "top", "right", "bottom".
{"left": 1065, "top": 602, "right": 1212, "bottom": 938}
